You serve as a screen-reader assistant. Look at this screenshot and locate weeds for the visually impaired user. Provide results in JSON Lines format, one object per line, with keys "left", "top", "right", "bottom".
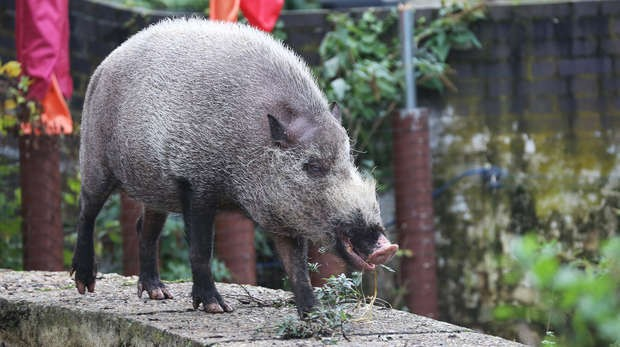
{"left": 276, "top": 271, "right": 389, "bottom": 342}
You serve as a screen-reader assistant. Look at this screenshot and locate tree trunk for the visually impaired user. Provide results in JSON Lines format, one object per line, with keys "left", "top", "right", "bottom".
{"left": 308, "top": 245, "right": 346, "bottom": 286}
{"left": 392, "top": 108, "right": 439, "bottom": 318}
{"left": 19, "top": 135, "right": 64, "bottom": 270}
{"left": 121, "top": 192, "right": 142, "bottom": 276}
{"left": 215, "top": 210, "right": 256, "bottom": 285}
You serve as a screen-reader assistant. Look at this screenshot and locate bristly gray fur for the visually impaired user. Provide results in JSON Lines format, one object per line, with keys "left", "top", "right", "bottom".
{"left": 80, "top": 18, "right": 382, "bottom": 245}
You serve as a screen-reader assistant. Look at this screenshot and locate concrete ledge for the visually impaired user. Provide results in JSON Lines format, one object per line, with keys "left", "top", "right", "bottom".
{"left": 0, "top": 270, "right": 522, "bottom": 346}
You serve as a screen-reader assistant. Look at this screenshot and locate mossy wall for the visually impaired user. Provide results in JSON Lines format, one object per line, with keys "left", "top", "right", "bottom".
{"left": 430, "top": 1, "right": 620, "bottom": 336}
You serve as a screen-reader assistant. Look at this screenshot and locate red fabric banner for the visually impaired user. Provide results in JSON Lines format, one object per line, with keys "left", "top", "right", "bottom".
{"left": 16, "top": 0, "right": 73, "bottom": 100}
{"left": 240, "top": 0, "right": 284, "bottom": 32}
{"left": 211, "top": 0, "right": 283, "bottom": 32}
{"left": 15, "top": 0, "right": 73, "bottom": 135}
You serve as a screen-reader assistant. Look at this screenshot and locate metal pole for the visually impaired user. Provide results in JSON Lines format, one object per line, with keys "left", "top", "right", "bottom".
{"left": 400, "top": 2, "right": 416, "bottom": 110}
{"left": 395, "top": 1, "right": 439, "bottom": 319}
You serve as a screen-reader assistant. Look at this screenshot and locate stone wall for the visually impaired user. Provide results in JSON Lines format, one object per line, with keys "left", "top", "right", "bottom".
{"left": 0, "top": 270, "right": 524, "bottom": 347}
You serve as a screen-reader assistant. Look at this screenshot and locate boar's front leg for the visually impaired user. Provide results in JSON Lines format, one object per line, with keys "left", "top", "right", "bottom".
{"left": 179, "top": 182, "right": 232, "bottom": 313}
{"left": 137, "top": 208, "right": 173, "bottom": 300}
{"left": 272, "top": 234, "right": 317, "bottom": 317}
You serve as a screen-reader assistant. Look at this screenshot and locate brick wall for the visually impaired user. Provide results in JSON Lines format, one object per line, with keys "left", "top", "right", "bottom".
{"left": 447, "top": 1, "right": 620, "bottom": 133}
{"left": 0, "top": 1, "right": 15, "bottom": 60}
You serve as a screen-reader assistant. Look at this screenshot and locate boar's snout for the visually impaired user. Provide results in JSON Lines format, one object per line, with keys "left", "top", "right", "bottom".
{"left": 335, "top": 223, "right": 399, "bottom": 271}
{"left": 366, "top": 234, "right": 399, "bottom": 266}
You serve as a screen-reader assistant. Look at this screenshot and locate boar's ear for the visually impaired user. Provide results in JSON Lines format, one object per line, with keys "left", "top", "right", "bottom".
{"left": 268, "top": 114, "right": 290, "bottom": 148}
{"left": 329, "top": 102, "right": 341, "bottom": 123}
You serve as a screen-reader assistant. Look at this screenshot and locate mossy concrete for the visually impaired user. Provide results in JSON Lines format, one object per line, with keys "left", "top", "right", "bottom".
{"left": 0, "top": 270, "right": 523, "bottom": 346}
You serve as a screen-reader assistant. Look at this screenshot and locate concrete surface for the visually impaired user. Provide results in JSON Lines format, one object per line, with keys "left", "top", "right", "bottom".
{"left": 0, "top": 270, "right": 523, "bottom": 346}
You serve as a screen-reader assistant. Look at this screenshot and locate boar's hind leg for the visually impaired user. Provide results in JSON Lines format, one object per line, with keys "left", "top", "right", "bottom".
{"left": 71, "top": 176, "right": 116, "bottom": 294}
{"left": 272, "top": 234, "right": 317, "bottom": 318}
{"left": 137, "top": 208, "right": 173, "bottom": 300}
{"left": 179, "top": 182, "right": 232, "bottom": 313}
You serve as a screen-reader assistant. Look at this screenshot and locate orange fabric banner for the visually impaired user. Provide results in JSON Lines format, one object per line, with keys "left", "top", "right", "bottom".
{"left": 209, "top": 0, "right": 240, "bottom": 22}
{"left": 21, "top": 74, "right": 73, "bottom": 135}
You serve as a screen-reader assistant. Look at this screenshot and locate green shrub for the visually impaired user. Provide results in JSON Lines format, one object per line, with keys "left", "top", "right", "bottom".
{"left": 317, "top": 4, "right": 485, "bottom": 186}
{"left": 277, "top": 272, "right": 364, "bottom": 341}
{"left": 495, "top": 234, "right": 620, "bottom": 346}
{"left": 0, "top": 164, "right": 22, "bottom": 269}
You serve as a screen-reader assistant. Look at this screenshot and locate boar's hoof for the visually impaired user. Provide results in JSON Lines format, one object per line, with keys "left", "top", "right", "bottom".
{"left": 137, "top": 280, "right": 173, "bottom": 300}
{"left": 75, "top": 279, "right": 96, "bottom": 294}
{"left": 70, "top": 266, "right": 96, "bottom": 294}
{"left": 295, "top": 294, "right": 317, "bottom": 319}
{"left": 298, "top": 306, "right": 315, "bottom": 320}
{"left": 192, "top": 292, "right": 233, "bottom": 313}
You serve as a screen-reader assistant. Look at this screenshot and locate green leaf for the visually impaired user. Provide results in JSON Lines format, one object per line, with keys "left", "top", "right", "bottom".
{"left": 379, "top": 264, "right": 396, "bottom": 272}
{"left": 18, "top": 76, "right": 31, "bottom": 92}
{"left": 494, "top": 304, "right": 521, "bottom": 320}
{"left": 330, "top": 78, "right": 350, "bottom": 101}
{"left": 532, "top": 256, "right": 559, "bottom": 286}
{"left": 323, "top": 56, "right": 340, "bottom": 79}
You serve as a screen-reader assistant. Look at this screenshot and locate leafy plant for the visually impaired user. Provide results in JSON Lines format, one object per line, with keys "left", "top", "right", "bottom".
{"left": 414, "top": 3, "right": 484, "bottom": 91}
{"left": 315, "top": 272, "right": 364, "bottom": 306}
{"left": 277, "top": 275, "right": 359, "bottom": 341}
{"left": 277, "top": 272, "right": 371, "bottom": 342}
{"left": 494, "top": 234, "right": 620, "bottom": 346}
{"left": 0, "top": 60, "right": 41, "bottom": 135}
{"left": 0, "top": 60, "right": 39, "bottom": 269}
{"left": 317, "top": 4, "right": 485, "bottom": 186}
{"left": 0, "top": 163, "right": 22, "bottom": 269}
{"left": 62, "top": 173, "right": 82, "bottom": 267}
{"left": 318, "top": 10, "right": 401, "bottom": 184}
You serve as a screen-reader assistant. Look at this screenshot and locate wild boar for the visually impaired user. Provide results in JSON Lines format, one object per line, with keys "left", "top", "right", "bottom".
{"left": 71, "top": 18, "right": 398, "bottom": 316}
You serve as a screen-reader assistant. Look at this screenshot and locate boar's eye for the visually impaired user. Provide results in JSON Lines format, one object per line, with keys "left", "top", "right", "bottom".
{"left": 302, "top": 158, "right": 327, "bottom": 178}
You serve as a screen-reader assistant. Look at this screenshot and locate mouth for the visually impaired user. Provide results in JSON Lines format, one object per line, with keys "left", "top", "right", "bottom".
{"left": 340, "top": 235, "right": 376, "bottom": 271}
{"left": 338, "top": 234, "right": 399, "bottom": 272}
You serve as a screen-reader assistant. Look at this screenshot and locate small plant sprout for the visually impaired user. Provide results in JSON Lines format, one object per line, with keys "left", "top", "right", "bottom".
{"left": 308, "top": 262, "right": 321, "bottom": 273}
